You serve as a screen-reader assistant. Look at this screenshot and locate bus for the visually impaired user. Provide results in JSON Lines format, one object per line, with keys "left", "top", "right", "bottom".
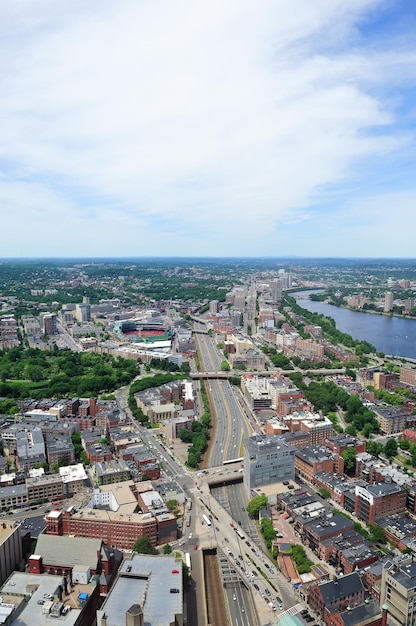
{"left": 235, "top": 528, "right": 245, "bottom": 539}
{"left": 185, "top": 552, "right": 191, "bottom": 573}
{"left": 185, "top": 513, "right": 191, "bottom": 527}
{"left": 202, "top": 514, "right": 212, "bottom": 527}
{"left": 223, "top": 457, "right": 244, "bottom": 465}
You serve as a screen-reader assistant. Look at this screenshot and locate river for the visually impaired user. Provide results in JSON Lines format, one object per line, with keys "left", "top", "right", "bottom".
{"left": 292, "top": 290, "right": 416, "bottom": 360}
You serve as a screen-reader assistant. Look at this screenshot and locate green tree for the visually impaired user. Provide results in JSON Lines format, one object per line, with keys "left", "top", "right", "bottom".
{"left": 132, "top": 536, "right": 157, "bottom": 554}
{"left": 385, "top": 438, "right": 398, "bottom": 459}
{"left": 220, "top": 361, "right": 231, "bottom": 371}
{"left": 246, "top": 495, "right": 268, "bottom": 519}
{"left": 163, "top": 543, "right": 173, "bottom": 554}
{"left": 341, "top": 448, "right": 357, "bottom": 475}
{"left": 369, "top": 525, "right": 386, "bottom": 544}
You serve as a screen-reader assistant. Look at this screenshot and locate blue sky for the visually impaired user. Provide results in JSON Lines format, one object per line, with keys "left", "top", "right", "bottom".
{"left": 1, "top": 0, "right": 416, "bottom": 258}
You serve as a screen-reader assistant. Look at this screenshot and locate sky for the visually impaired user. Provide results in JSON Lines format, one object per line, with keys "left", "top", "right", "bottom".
{"left": 1, "top": 0, "right": 416, "bottom": 258}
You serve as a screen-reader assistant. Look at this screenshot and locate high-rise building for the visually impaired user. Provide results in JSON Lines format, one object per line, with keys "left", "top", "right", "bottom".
{"left": 384, "top": 291, "right": 394, "bottom": 312}
{"left": 75, "top": 302, "right": 91, "bottom": 323}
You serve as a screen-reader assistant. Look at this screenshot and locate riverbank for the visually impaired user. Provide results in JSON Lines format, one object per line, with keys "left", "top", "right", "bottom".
{"left": 292, "top": 290, "right": 416, "bottom": 360}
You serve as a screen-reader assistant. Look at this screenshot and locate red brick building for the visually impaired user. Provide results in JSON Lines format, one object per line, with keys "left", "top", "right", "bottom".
{"left": 355, "top": 482, "right": 407, "bottom": 525}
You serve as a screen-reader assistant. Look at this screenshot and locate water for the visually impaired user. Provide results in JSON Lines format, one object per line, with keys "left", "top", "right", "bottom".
{"left": 292, "top": 290, "right": 416, "bottom": 360}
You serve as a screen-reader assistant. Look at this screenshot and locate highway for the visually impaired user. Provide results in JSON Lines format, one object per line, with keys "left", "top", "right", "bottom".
{"left": 114, "top": 325, "right": 303, "bottom": 625}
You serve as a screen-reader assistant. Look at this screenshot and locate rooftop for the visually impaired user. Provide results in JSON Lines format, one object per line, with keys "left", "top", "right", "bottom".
{"left": 97, "top": 554, "right": 183, "bottom": 626}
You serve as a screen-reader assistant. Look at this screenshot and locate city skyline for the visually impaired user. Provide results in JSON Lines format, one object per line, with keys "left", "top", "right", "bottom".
{"left": 1, "top": 1, "right": 416, "bottom": 258}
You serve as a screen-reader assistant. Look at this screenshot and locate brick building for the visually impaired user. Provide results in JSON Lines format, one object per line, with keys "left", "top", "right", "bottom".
{"left": 308, "top": 572, "right": 365, "bottom": 622}
{"left": 355, "top": 482, "right": 407, "bottom": 525}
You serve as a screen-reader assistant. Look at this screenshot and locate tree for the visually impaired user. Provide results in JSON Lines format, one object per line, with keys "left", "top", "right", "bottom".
{"left": 369, "top": 525, "right": 386, "bottom": 544}
{"left": 163, "top": 543, "right": 173, "bottom": 554}
{"left": 132, "top": 536, "right": 157, "bottom": 554}
{"left": 220, "top": 361, "right": 230, "bottom": 371}
{"left": 341, "top": 448, "right": 357, "bottom": 475}
{"left": 319, "top": 488, "right": 330, "bottom": 499}
{"left": 246, "top": 495, "right": 268, "bottom": 519}
{"left": 385, "top": 438, "right": 398, "bottom": 459}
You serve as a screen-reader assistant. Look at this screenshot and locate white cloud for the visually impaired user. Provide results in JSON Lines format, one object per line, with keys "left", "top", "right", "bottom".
{"left": 0, "top": 0, "right": 415, "bottom": 256}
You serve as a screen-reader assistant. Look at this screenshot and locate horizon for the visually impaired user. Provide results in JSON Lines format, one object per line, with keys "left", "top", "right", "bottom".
{"left": 1, "top": 1, "right": 416, "bottom": 257}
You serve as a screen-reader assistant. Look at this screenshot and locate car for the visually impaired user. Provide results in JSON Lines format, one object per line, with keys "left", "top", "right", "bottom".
{"left": 241, "top": 607, "right": 245, "bottom": 613}
{"left": 188, "top": 533, "right": 192, "bottom": 539}
{"left": 215, "top": 527, "right": 219, "bottom": 531}
{"left": 265, "top": 597, "right": 270, "bottom": 604}
{"left": 251, "top": 570, "right": 257, "bottom": 577}
{"left": 265, "top": 563, "right": 270, "bottom": 569}
{"left": 253, "top": 584, "right": 259, "bottom": 591}
{"left": 233, "top": 594, "right": 237, "bottom": 601}
{"left": 37, "top": 600, "right": 45, "bottom": 605}
{"left": 193, "top": 544, "right": 198, "bottom": 550}
{"left": 283, "top": 480, "right": 289, "bottom": 485}
{"left": 224, "top": 537, "right": 229, "bottom": 543}
{"left": 265, "top": 588, "right": 271, "bottom": 596}
{"left": 245, "top": 540, "right": 250, "bottom": 546}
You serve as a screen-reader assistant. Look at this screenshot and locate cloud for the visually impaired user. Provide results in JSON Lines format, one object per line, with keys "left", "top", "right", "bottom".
{"left": 0, "top": 0, "right": 415, "bottom": 256}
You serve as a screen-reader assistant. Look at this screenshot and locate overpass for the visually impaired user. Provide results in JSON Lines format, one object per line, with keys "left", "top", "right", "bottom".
{"left": 191, "top": 368, "right": 346, "bottom": 380}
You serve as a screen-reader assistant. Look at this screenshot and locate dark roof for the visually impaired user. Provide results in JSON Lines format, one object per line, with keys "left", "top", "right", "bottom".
{"left": 318, "top": 572, "right": 364, "bottom": 604}
{"left": 339, "top": 600, "right": 381, "bottom": 626}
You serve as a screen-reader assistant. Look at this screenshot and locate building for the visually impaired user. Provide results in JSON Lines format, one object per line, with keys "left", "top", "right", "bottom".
{"left": 295, "top": 445, "right": 342, "bottom": 483}
{"left": 324, "top": 600, "right": 382, "bottom": 626}
{"left": 29, "top": 534, "right": 121, "bottom": 595}
{"left": 96, "top": 554, "right": 183, "bottom": 626}
{"left": 0, "top": 570, "right": 99, "bottom": 626}
{"left": 384, "top": 292, "right": 393, "bottom": 313}
{"left": 380, "top": 555, "right": 416, "bottom": 626}
{"left": 26, "top": 473, "right": 64, "bottom": 505}
{"left": 0, "top": 522, "right": 23, "bottom": 586}
{"left": 45, "top": 434, "right": 75, "bottom": 466}
{"left": 373, "top": 406, "right": 412, "bottom": 435}
{"left": 94, "top": 459, "right": 131, "bottom": 486}
{"left": 308, "top": 572, "right": 365, "bottom": 621}
{"left": 59, "top": 463, "right": 89, "bottom": 496}
{"left": 401, "top": 367, "right": 416, "bottom": 387}
{"left": 355, "top": 482, "right": 407, "bottom": 525}
{"left": 325, "top": 435, "right": 366, "bottom": 456}
{"left": 243, "top": 434, "right": 295, "bottom": 497}
{"left": 45, "top": 481, "right": 176, "bottom": 549}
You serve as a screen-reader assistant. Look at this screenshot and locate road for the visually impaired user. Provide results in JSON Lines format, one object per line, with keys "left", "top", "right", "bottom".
{"left": 114, "top": 327, "right": 306, "bottom": 625}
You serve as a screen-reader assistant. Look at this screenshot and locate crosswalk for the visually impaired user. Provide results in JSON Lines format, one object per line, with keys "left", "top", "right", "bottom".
{"left": 279, "top": 603, "right": 303, "bottom": 619}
